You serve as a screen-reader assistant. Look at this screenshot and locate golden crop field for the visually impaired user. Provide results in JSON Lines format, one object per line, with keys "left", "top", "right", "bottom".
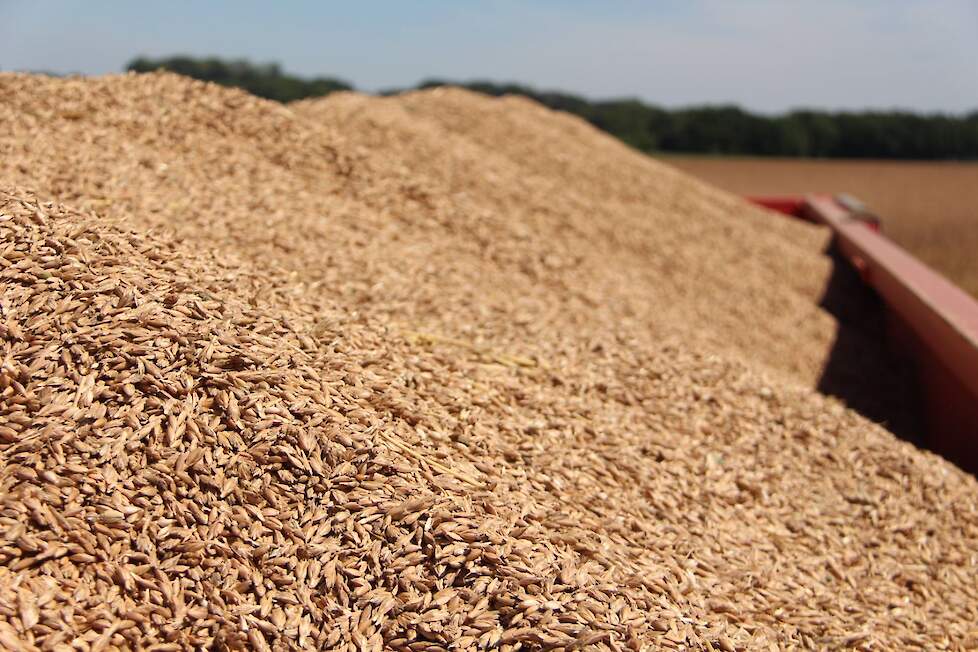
{"left": 664, "top": 156, "right": 978, "bottom": 298}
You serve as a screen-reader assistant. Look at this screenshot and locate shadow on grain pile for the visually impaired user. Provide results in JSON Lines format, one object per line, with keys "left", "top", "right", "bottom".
{"left": 2, "top": 74, "right": 978, "bottom": 650}
{"left": 814, "top": 244, "right": 925, "bottom": 445}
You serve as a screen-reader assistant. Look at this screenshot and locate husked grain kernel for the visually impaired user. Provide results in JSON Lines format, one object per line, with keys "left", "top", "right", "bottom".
{"left": 0, "top": 73, "right": 974, "bottom": 652}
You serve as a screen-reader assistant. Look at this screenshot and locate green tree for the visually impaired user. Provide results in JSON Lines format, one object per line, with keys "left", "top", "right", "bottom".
{"left": 126, "top": 56, "right": 352, "bottom": 103}
{"left": 123, "top": 57, "right": 978, "bottom": 160}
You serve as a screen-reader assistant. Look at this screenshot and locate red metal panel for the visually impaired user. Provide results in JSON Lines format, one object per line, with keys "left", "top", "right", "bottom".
{"left": 748, "top": 193, "right": 978, "bottom": 470}
{"left": 804, "top": 195, "right": 978, "bottom": 397}
{"left": 804, "top": 195, "right": 978, "bottom": 466}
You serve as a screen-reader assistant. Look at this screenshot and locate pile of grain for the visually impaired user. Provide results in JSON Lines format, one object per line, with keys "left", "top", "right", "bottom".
{"left": 3, "top": 73, "right": 842, "bottom": 387}
{"left": 1, "top": 73, "right": 977, "bottom": 650}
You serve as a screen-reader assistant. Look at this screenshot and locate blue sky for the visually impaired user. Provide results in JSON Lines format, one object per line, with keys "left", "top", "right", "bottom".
{"left": 1, "top": 1, "right": 976, "bottom": 113}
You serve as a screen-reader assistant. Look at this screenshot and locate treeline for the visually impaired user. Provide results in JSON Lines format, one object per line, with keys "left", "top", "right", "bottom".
{"left": 127, "top": 57, "right": 978, "bottom": 160}
{"left": 416, "top": 80, "right": 978, "bottom": 160}
{"left": 127, "top": 56, "right": 352, "bottom": 103}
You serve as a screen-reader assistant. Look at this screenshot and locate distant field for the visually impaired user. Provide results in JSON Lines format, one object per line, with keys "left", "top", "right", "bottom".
{"left": 663, "top": 156, "right": 978, "bottom": 298}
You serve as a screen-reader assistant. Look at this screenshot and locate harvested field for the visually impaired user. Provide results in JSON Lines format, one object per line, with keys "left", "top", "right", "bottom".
{"left": 664, "top": 156, "right": 978, "bottom": 299}
{"left": 1, "top": 74, "right": 977, "bottom": 650}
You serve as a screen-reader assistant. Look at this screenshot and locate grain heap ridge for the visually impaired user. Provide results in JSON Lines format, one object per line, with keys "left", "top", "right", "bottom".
{"left": 4, "top": 72, "right": 842, "bottom": 388}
